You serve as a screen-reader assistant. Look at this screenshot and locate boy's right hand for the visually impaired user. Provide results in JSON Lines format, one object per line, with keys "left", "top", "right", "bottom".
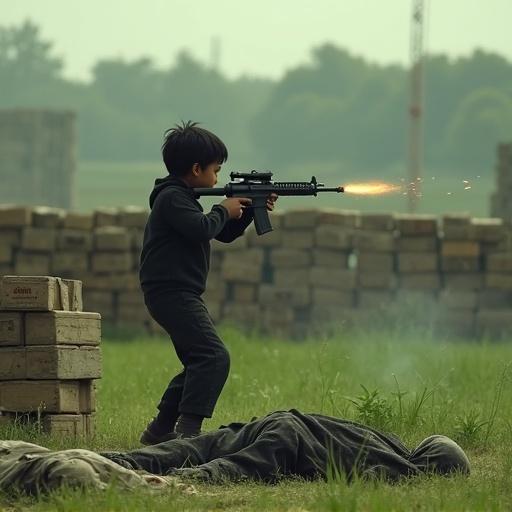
{"left": 220, "top": 197, "right": 252, "bottom": 219}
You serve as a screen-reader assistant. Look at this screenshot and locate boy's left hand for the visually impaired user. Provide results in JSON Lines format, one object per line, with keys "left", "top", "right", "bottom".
{"left": 266, "top": 193, "right": 278, "bottom": 212}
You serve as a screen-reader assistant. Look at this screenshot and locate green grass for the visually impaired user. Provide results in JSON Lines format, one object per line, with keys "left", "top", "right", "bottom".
{"left": 75, "top": 160, "right": 494, "bottom": 216}
{"left": 1, "top": 325, "right": 512, "bottom": 510}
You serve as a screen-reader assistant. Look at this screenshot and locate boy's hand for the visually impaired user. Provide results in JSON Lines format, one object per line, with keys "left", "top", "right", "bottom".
{"left": 220, "top": 197, "right": 252, "bottom": 219}
{"left": 266, "top": 193, "right": 278, "bottom": 212}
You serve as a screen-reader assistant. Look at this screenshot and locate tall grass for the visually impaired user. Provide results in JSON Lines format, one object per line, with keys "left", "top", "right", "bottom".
{"left": 1, "top": 326, "right": 512, "bottom": 511}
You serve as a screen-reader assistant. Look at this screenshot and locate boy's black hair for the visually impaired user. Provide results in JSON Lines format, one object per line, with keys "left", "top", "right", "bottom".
{"left": 161, "top": 120, "right": 228, "bottom": 176}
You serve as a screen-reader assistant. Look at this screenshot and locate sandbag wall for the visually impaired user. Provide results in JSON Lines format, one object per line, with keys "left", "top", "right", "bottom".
{"left": 0, "top": 204, "right": 511, "bottom": 339}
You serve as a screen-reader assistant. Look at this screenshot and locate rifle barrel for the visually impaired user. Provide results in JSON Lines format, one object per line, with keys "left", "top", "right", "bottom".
{"left": 318, "top": 187, "right": 344, "bottom": 193}
{"left": 194, "top": 184, "right": 344, "bottom": 197}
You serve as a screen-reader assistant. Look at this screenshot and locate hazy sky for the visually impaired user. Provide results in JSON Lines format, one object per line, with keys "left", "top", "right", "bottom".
{"left": 2, "top": 0, "right": 511, "bottom": 82}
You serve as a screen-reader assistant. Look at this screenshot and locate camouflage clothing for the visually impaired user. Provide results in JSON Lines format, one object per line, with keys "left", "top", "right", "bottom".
{"left": 0, "top": 441, "right": 192, "bottom": 495}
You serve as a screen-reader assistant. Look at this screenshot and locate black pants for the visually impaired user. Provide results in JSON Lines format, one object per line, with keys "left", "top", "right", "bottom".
{"left": 144, "top": 291, "right": 230, "bottom": 419}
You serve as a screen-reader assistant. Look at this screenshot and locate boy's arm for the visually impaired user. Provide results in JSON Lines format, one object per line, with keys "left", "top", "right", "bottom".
{"left": 214, "top": 208, "right": 254, "bottom": 243}
{"left": 159, "top": 190, "right": 230, "bottom": 242}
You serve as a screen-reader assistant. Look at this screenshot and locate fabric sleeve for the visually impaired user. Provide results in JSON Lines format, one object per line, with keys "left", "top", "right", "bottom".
{"left": 157, "top": 190, "right": 230, "bottom": 242}
{"left": 214, "top": 208, "right": 254, "bottom": 243}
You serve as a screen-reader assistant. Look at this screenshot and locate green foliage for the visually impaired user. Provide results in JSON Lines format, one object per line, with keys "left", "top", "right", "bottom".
{"left": 0, "top": 19, "right": 63, "bottom": 100}
{"left": 1, "top": 329, "right": 512, "bottom": 510}
{"left": 1, "top": 20, "right": 512, "bottom": 176}
{"left": 454, "top": 409, "right": 488, "bottom": 445}
{"left": 446, "top": 88, "right": 512, "bottom": 169}
{"left": 346, "top": 385, "right": 394, "bottom": 429}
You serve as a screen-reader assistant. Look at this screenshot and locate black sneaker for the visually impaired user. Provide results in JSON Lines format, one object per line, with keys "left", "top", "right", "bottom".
{"left": 140, "top": 419, "right": 178, "bottom": 446}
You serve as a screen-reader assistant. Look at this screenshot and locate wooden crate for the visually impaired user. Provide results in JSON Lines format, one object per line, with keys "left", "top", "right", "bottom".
{"left": 0, "top": 206, "right": 32, "bottom": 227}
{"left": 309, "top": 267, "right": 357, "bottom": 290}
{"left": 398, "top": 253, "right": 438, "bottom": 273}
{"left": 397, "top": 237, "right": 438, "bottom": 252}
{"left": 358, "top": 271, "right": 397, "bottom": 289}
{"left": 0, "top": 276, "right": 68, "bottom": 311}
{"left": 51, "top": 251, "right": 89, "bottom": 276}
{"left": 91, "top": 252, "right": 132, "bottom": 273}
{"left": 0, "top": 412, "right": 94, "bottom": 438}
{"left": 311, "top": 288, "right": 354, "bottom": 307}
{"left": 63, "top": 212, "right": 94, "bottom": 231}
{"left": 358, "top": 252, "right": 395, "bottom": 272}
{"left": 283, "top": 209, "right": 319, "bottom": 228}
{"left": 0, "top": 380, "right": 95, "bottom": 413}
{"left": 312, "top": 249, "right": 349, "bottom": 268}
{"left": 94, "top": 227, "right": 131, "bottom": 251}
{"left": 281, "top": 229, "right": 315, "bottom": 249}
{"left": 26, "top": 345, "right": 101, "bottom": 380}
{"left": 395, "top": 214, "right": 437, "bottom": 236}
{"left": 14, "top": 253, "right": 51, "bottom": 276}
{"left": 20, "top": 227, "right": 56, "bottom": 252}
{"left": 315, "top": 225, "right": 351, "bottom": 249}
{"left": 359, "top": 213, "right": 395, "bottom": 231}
{"left": 0, "top": 345, "right": 101, "bottom": 380}
{"left": 270, "top": 249, "right": 312, "bottom": 268}
{"left": 0, "top": 312, "right": 24, "bottom": 346}
{"left": 25, "top": 311, "right": 100, "bottom": 346}
{"left": 57, "top": 230, "right": 93, "bottom": 251}
{"left": 353, "top": 231, "right": 395, "bottom": 252}
{"left": 258, "top": 284, "right": 310, "bottom": 307}
{"left": 399, "top": 273, "right": 441, "bottom": 290}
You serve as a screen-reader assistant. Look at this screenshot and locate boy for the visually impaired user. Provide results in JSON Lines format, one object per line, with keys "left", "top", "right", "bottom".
{"left": 139, "top": 121, "right": 277, "bottom": 444}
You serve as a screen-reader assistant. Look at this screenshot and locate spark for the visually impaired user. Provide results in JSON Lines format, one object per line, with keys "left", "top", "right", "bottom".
{"left": 343, "top": 181, "right": 402, "bottom": 196}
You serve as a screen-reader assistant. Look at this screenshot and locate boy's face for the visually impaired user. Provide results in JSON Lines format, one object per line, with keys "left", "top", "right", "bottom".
{"left": 190, "top": 162, "right": 221, "bottom": 188}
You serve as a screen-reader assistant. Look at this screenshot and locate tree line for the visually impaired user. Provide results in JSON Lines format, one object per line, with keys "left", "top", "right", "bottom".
{"left": 1, "top": 20, "right": 511, "bottom": 176}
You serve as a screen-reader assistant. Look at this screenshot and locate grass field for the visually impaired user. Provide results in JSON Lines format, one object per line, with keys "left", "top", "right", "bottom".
{"left": 75, "top": 160, "right": 494, "bottom": 217}
{"left": 1, "top": 325, "right": 512, "bottom": 511}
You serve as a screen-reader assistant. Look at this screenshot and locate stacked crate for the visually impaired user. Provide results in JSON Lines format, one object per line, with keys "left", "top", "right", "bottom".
{"left": 491, "top": 143, "right": 512, "bottom": 222}
{"left": 215, "top": 225, "right": 264, "bottom": 330}
{"left": 477, "top": 218, "right": 512, "bottom": 337}
{"left": 309, "top": 209, "right": 357, "bottom": 330}
{"left": 2, "top": 202, "right": 512, "bottom": 339}
{"left": 437, "top": 214, "right": 482, "bottom": 336}
{"left": 246, "top": 212, "right": 300, "bottom": 337}
{"left": 267, "top": 209, "right": 314, "bottom": 336}
{"left": 0, "top": 207, "right": 28, "bottom": 277}
{"left": 83, "top": 207, "right": 149, "bottom": 330}
{"left": 354, "top": 213, "right": 396, "bottom": 323}
{"left": 54, "top": 209, "right": 92, "bottom": 279}
{"left": 0, "top": 109, "right": 76, "bottom": 209}
{"left": 393, "top": 214, "right": 439, "bottom": 330}
{"left": 0, "top": 276, "right": 101, "bottom": 437}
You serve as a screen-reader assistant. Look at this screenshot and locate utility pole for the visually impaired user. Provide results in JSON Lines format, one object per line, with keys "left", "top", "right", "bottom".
{"left": 407, "top": 0, "right": 426, "bottom": 213}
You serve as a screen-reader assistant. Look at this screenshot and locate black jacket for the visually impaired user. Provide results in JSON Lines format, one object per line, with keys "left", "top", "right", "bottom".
{"left": 139, "top": 175, "right": 254, "bottom": 296}
{"left": 104, "top": 409, "right": 470, "bottom": 483}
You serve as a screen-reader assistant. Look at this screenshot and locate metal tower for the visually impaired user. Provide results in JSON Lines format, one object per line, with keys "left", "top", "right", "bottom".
{"left": 407, "top": 0, "right": 426, "bottom": 212}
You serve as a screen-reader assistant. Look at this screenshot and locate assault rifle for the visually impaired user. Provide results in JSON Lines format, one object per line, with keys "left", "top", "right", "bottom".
{"left": 194, "top": 171, "right": 344, "bottom": 235}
